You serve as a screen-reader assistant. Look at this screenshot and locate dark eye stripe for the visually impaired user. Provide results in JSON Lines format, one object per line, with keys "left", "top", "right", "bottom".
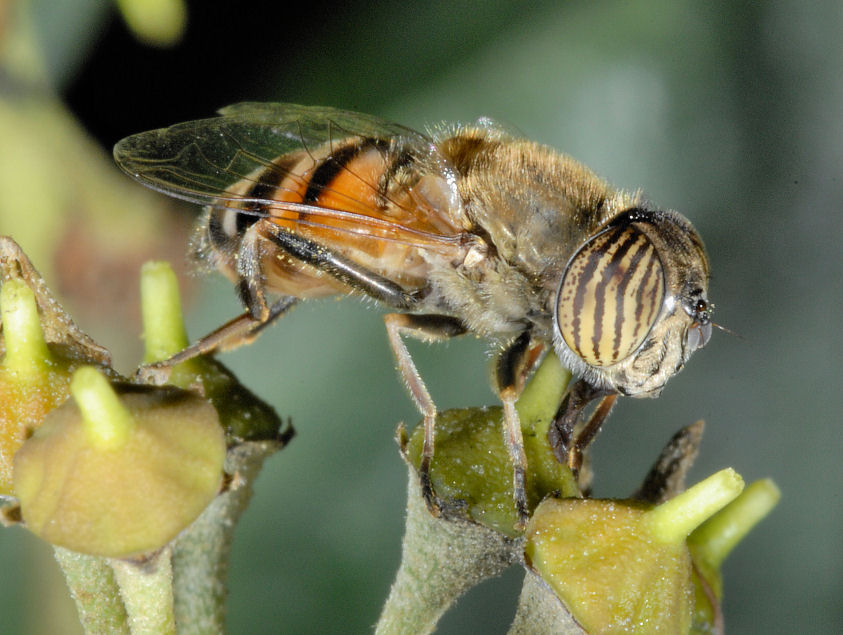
{"left": 637, "top": 248, "right": 663, "bottom": 338}
{"left": 591, "top": 227, "right": 640, "bottom": 362}
{"left": 557, "top": 224, "right": 665, "bottom": 367}
{"left": 611, "top": 232, "right": 650, "bottom": 361}
{"left": 568, "top": 228, "right": 615, "bottom": 358}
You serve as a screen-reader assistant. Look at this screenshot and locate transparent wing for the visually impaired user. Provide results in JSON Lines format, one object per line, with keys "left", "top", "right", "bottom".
{"left": 113, "top": 103, "right": 467, "bottom": 253}
{"left": 114, "top": 102, "right": 427, "bottom": 206}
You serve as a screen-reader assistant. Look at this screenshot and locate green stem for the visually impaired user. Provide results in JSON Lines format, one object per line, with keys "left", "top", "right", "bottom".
{"left": 109, "top": 548, "right": 176, "bottom": 635}
{"left": 53, "top": 547, "right": 129, "bottom": 635}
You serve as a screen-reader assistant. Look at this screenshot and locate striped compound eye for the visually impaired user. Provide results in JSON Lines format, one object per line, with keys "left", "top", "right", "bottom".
{"left": 556, "top": 224, "right": 665, "bottom": 368}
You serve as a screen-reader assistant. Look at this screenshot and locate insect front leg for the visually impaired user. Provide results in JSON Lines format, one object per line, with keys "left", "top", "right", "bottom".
{"left": 384, "top": 313, "right": 467, "bottom": 517}
{"left": 547, "top": 379, "right": 614, "bottom": 475}
{"left": 494, "top": 330, "right": 535, "bottom": 530}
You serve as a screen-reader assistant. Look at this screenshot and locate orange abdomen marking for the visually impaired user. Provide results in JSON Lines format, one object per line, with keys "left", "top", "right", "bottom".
{"left": 229, "top": 138, "right": 456, "bottom": 296}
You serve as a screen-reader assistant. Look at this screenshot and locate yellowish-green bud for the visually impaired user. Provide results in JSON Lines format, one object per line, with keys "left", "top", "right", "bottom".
{"left": 0, "top": 280, "right": 74, "bottom": 494}
{"left": 525, "top": 468, "right": 747, "bottom": 634}
{"left": 115, "top": 0, "right": 187, "bottom": 47}
{"left": 526, "top": 497, "right": 694, "bottom": 633}
{"left": 14, "top": 368, "right": 225, "bottom": 557}
{"left": 0, "top": 238, "right": 116, "bottom": 495}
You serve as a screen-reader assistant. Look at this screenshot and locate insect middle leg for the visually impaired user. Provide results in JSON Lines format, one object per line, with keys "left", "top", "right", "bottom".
{"left": 261, "top": 224, "right": 497, "bottom": 517}
{"left": 384, "top": 313, "right": 467, "bottom": 517}
{"left": 494, "top": 330, "right": 535, "bottom": 529}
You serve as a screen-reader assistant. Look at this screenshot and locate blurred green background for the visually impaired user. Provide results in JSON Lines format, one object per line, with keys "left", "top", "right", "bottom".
{"left": 1, "top": 0, "right": 841, "bottom": 632}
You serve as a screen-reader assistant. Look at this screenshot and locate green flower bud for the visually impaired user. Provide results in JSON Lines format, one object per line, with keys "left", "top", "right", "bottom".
{"left": 525, "top": 469, "right": 744, "bottom": 633}
{"left": 403, "top": 353, "right": 577, "bottom": 536}
{"left": 14, "top": 366, "right": 225, "bottom": 557}
{"left": 0, "top": 281, "right": 80, "bottom": 494}
{"left": 1, "top": 238, "right": 115, "bottom": 495}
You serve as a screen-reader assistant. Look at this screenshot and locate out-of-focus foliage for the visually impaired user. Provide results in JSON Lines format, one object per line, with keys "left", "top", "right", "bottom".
{"left": 0, "top": 1, "right": 839, "bottom": 633}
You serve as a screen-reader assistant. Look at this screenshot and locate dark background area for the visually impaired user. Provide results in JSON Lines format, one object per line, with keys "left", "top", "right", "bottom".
{"left": 1, "top": 0, "right": 841, "bottom": 632}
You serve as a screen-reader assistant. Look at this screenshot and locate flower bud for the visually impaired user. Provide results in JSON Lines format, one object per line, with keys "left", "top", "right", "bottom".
{"left": 402, "top": 353, "right": 577, "bottom": 536}
{"left": 525, "top": 469, "right": 744, "bottom": 633}
{"left": 140, "top": 261, "right": 284, "bottom": 442}
{"left": 1, "top": 238, "right": 114, "bottom": 495}
{"left": 14, "top": 366, "right": 225, "bottom": 557}
{"left": 0, "top": 280, "right": 73, "bottom": 493}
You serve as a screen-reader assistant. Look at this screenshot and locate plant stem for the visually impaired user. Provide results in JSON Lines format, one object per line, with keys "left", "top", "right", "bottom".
{"left": 53, "top": 547, "right": 129, "bottom": 635}
{"left": 376, "top": 466, "right": 521, "bottom": 634}
{"left": 109, "top": 548, "right": 176, "bottom": 635}
{"left": 172, "top": 440, "right": 282, "bottom": 633}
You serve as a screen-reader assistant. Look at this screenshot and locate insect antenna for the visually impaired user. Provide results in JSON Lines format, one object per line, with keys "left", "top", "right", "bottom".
{"left": 711, "top": 321, "right": 742, "bottom": 339}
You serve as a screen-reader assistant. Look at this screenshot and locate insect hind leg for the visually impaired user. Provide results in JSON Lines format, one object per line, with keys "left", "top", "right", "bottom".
{"left": 137, "top": 296, "right": 297, "bottom": 384}
{"left": 261, "top": 222, "right": 418, "bottom": 308}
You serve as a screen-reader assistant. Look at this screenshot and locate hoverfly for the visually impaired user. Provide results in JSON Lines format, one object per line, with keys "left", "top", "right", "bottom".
{"left": 114, "top": 103, "right": 712, "bottom": 527}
